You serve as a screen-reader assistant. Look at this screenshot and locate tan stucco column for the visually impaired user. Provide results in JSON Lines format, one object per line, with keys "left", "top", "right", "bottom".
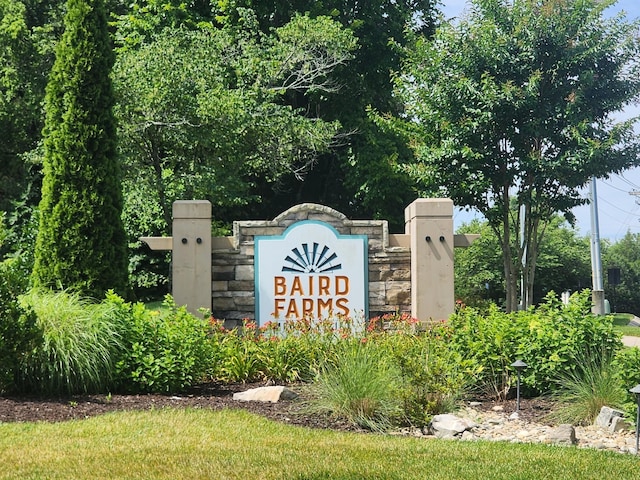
{"left": 405, "top": 198, "right": 454, "bottom": 323}
{"left": 172, "top": 200, "right": 212, "bottom": 316}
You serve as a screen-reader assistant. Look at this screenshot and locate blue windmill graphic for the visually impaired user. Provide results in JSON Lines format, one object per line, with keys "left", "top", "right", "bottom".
{"left": 281, "top": 242, "right": 342, "bottom": 274}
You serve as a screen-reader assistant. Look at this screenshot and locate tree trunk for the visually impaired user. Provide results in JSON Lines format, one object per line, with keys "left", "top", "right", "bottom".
{"left": 499, "top": 188, "right": 519, "bottom": 312}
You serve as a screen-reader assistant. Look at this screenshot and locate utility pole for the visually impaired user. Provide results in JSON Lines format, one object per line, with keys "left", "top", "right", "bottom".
{"left": 590, "top": 177, "right": 605, "bottom": 314}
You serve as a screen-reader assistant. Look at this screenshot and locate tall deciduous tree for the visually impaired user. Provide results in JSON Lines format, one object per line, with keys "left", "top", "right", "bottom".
{"left": 114, "top": 14, "right": 356, "bottom": 295}
{"left": 213, "top": 1, "right": 438, "bottom": 231}
{"left": 390, "top": 0, "right": 640, "bottom": 311}
{"left": 32, "top": 0, "right": 128, "bottom": 297}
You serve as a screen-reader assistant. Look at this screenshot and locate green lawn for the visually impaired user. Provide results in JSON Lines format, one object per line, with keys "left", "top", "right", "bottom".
{"left": 612, "top": 313, "right": 640, "bottom": 337}
{"left": 1, "top": 408, "right": 638, "bottom": 479}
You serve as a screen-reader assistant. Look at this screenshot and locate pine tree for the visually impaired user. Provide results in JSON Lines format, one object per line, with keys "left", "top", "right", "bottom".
{"left": 32, "top": 0, "right": 128, "bottom": 297}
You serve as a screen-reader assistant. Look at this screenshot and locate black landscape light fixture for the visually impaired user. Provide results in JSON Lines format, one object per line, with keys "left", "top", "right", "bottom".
{"left": 630, "top": 384, "right": 640, "bottom": 455}
{"left": 511, "top": 359, "right": 528, "bottom": 412}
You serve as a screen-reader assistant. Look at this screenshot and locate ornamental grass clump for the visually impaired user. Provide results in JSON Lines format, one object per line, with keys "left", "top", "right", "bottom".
{"left": 308, "top": 339, "right": 402, "bottom": 432}
{"left": 17, "top": 289, "right": 123, "bottom": 394}
{"left": 548, "top": 347, "right": 627, "bottom": 426}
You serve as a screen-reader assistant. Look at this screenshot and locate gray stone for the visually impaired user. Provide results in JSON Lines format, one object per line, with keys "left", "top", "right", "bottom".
{"left": 549, "top": 424, "right": 577, "bottom": 446}
{"left": 609, "top": 416, "right": 632, "bottom": 433}
{"left": 430, "top": 414, "right": 477, "bottom": 438}
{"left": 595, "top": 406, "right": 625, "bottom": 429}
{"left": 460, "top": 430, "right": 477, "bottom": 441}
{"left": 232, "top": 386, "right": 298, "bottom": 403}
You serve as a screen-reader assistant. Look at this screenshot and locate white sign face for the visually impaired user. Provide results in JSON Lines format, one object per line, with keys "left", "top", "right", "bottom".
{"left": 255, "top": 221, "right": 368, "bottom": 325}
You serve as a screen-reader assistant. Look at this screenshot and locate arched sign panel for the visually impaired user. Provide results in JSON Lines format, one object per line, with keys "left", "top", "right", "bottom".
{"left": 255, "top": 221, "right": 368, "bottom": 325}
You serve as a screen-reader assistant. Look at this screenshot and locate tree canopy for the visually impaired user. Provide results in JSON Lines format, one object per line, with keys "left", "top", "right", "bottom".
{"left": 210, "top": 1, "right": 437, "bottom": 231}
{"left": 388, "top": 0, "right": 640, "bottom": 310}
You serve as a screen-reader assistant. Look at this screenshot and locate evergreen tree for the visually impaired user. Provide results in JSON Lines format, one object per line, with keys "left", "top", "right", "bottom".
{"left": 32, "top": 0, "right": 128, "bottom": 297}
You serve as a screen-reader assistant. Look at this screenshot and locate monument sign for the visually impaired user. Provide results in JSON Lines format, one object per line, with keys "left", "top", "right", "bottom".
{"left": 254, "top": 221, "right": 368, "bottom": 325}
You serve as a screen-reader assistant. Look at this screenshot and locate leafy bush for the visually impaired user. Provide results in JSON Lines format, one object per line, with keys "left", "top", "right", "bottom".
{"left": 108, "top": 293, "right": 215, "bottom": 393}
{"left": 308, "top": 340, "right": 402, "bottom": 432}
{"left": 518, "top": 291, "right": 621, "bottom": 393}
{"left": 17, "top": 289, "right": 122, "bottom": 394}
{"left": 378, "top": 323, "right": 478, "bottom": 427}
{"left": 0, "top": 258, "right": 40, "bottom": 393}
{"left": 447, "top": 303, "right": 522, "bottom": 398}
{"left": 612, "top": 347, "right": 640, "bottom": 421}
{"left": 448, "top": 290, "right": 622, "bottom": 397}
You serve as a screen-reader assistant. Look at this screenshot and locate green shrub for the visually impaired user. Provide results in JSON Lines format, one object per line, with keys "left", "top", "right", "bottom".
{"left": 0, "top": 258, "right": 41, "bottom": 393}
{"left": 108, "top": 293, "right": 214, "bottom": 393}
{"left": 518, "top": 291, "right": 621, "bottom": 393}
{"left": 448, "top": 303, "right": 521, "bottom": 398}
{"left": 17, "top": 289, "right": 122, "bottom": 394}
{"left": 448, "top": 290, "right": 622, "bottom": 397}
{"left": 308, "top": 340, "right": 402, "bottom": 432}
{"left": 612, "top": 347, "right": 640, "bottom": 421}
{"left": 378, "top": 323, "right": 478, "bottom": 427}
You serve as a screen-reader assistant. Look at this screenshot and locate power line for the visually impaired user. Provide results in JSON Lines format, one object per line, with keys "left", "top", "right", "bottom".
{"left": 616, "top": 172, "right": 640, "bottom": 190}
{"left": 600, "top": 179, "right": 635, "bottom": 193}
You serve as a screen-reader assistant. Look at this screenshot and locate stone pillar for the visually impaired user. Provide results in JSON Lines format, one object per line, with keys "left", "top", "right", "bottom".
{"left": 405, "top": 199, "right": 454, "bottom": 323}
{"left": 172, "top": 200, "right": 211, "bottom": 316}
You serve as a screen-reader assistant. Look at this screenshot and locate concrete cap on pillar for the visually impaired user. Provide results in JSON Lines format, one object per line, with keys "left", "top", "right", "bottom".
{"left": 173, "top": 200, "right": 211, "bottom": 219}
{"left": 405, "top": 198, "right": 453, "bottom": 222}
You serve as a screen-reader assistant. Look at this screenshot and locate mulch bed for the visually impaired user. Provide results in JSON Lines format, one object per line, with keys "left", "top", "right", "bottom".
{"left": 0, "top": 382, "right": 555, "bottom": 429}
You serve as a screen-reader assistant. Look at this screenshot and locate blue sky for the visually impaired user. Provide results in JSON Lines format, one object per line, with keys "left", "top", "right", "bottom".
{"left": 439, "top": 1, "right": 640, "bottom": 240}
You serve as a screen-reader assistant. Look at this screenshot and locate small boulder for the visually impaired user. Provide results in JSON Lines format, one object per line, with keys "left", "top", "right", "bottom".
{"left": 610, "top": 416, "right": 632, "bottom": 433}
{"left": 595, "top": 406, "right": 624, "bottom": 429}
{"left": 429, "top": 414, "right": 477, "bottom": 438}
{"left": 548, "top": 424, "right": 577, "bottom": 446}
{"left": 232, "top": 386, "right": 298, "bottom": 403}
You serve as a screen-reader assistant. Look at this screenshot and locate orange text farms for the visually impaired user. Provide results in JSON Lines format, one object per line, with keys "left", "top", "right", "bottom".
{"left": 273, "top": 275, "right": 350, "bottom": 318}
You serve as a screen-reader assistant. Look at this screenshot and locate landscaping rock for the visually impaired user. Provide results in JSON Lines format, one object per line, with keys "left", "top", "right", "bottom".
{"left": 429, "top": 414, "right": 477, "bottom": 438}
{"left": 548, "top": 424, "right": 577, "bottom": 446}
{"left": 609, "top": 416, "right": 632, "bottom": 433}
{"left": 232, "top": 386, "right": 298, "bottom": 403}
{"left": 595, "top": 406, "right": 624, "bottom": 429}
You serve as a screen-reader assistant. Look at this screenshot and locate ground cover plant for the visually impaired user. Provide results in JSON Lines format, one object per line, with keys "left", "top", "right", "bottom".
{"left": 1, "top": 408, "right": 639, "bottom": 480}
